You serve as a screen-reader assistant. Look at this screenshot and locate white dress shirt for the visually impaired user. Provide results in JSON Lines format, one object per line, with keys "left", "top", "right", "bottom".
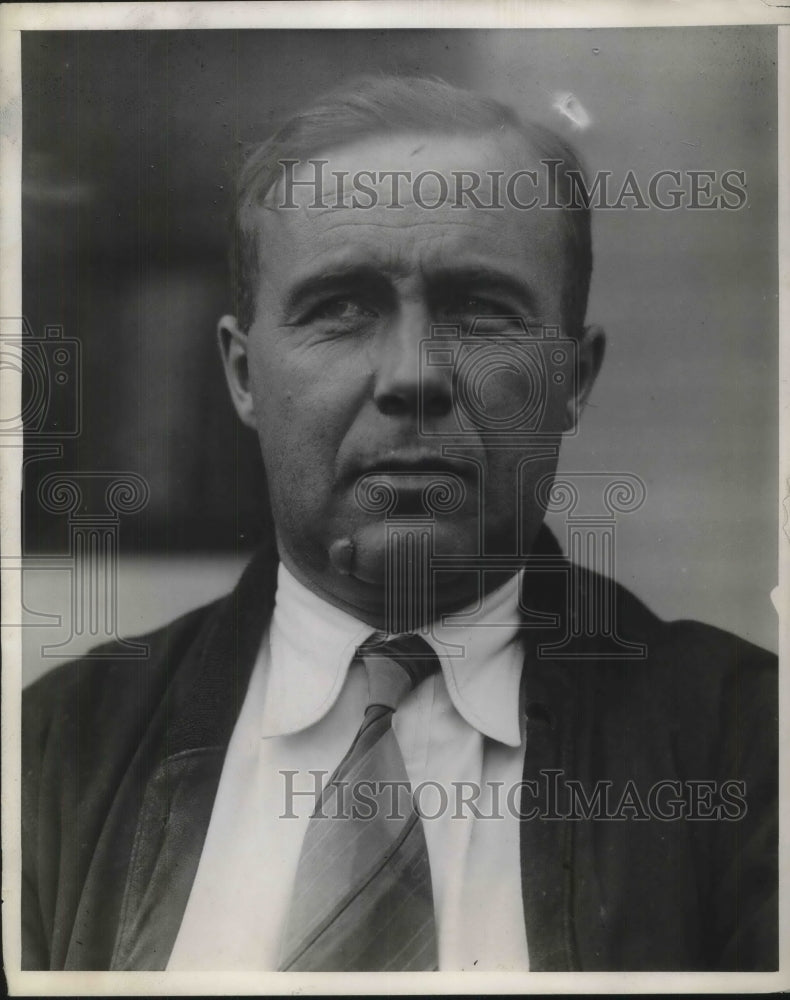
{"left": 167, "top": 564, "right": 529, "bottom": 971}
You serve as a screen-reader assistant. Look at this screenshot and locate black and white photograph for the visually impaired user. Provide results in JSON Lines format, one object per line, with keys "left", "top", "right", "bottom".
{"left": 1, "top": 1, "right": 786, "bottom": 993}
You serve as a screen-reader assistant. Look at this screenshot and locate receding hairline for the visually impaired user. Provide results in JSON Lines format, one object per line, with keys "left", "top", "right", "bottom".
{"left": 230, "top": 75, "right": 592, "bottom": 334}
{"left": 255, "top": 123, "right": 564, "bottom": 215}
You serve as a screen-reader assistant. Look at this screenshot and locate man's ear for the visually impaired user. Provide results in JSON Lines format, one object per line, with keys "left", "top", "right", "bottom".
{"left": 217, "top": 314, "right": 257, "bottom": 430}
{"left": 565, "top": 324, "right": 605, "bottom": 431}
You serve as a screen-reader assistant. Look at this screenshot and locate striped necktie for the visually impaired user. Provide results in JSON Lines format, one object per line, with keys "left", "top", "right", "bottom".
{"left": 278, "top": 632, "right": 441, "bottom": 971}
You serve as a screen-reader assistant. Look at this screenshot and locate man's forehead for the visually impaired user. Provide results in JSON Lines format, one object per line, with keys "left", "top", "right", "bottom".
{"left": 253, "top": 128, "right": 566, "bottom": 267}
{"left": 263, "top": 127, "right": 553, "bottom": 212}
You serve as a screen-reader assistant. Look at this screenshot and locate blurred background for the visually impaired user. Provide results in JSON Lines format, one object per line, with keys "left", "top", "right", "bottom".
{"left": 20, "top": 27, "right": 778, "bottom": 682}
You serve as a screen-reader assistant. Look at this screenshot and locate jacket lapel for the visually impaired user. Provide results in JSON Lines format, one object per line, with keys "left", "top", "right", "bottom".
{"left": 515, "top": 526, "right": 579, "bottom": 970}
{"left": 110, "top": 749, "right": 227, "bottom": 970}
{"left": 108, "top": 546, "right": 278, "bottom": 970}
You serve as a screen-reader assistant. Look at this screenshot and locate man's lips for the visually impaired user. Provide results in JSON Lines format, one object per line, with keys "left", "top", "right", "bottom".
{"left": 350, "top": 454, "right": 473, "bottom": 518}
{"left": 353, "top": 451, "right": 476, "bottom": 481}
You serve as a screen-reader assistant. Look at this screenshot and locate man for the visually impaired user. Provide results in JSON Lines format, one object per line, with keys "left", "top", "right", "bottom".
{"left": 22, "top": 76, "right": 777, "bottom": 972}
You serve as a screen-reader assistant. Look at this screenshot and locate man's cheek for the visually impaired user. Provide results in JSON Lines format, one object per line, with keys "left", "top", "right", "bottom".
{"left": 454, "top": 364, "right": 560, "bottom": 436}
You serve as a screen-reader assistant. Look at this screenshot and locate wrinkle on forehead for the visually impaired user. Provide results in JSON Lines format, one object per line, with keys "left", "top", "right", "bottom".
{"left": 252, "top": 131, "right": 567, "bottom": 291}
{"left": 260, "top": 127, "right": 546, "bottom": 210}
{"left": 256, "top": 207, "right": 564, "bottom": 292}
{"left": 258, "top": 211, "right": 561, "bottom": 292}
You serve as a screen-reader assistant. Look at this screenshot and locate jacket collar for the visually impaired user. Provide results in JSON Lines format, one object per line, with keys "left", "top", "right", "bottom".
{"left": 163, "top": 540, "right": 279, "bottom": 758}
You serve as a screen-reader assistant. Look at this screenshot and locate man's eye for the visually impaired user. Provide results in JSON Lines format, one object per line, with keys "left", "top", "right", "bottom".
{"left": 305, "top": 297, "right": 377, "bottom": 323}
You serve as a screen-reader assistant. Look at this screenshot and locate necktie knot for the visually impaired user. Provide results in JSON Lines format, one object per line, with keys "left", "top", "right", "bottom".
{"left": 357, "top": 632, "right": 440, "bottom": 712}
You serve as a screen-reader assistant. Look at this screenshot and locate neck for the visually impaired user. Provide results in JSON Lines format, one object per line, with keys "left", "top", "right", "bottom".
{"left": 278, "top": 551, "right": 522, "bottom": 632}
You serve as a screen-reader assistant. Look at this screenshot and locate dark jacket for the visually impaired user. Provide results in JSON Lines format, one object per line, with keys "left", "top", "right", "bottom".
{"left": 22, "top": 528, "right": 778, "bottom": 971}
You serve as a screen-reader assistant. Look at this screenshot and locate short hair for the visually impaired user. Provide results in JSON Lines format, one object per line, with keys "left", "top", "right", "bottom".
{"left": 231, "top": 74, "right": 592, "bottom": 335}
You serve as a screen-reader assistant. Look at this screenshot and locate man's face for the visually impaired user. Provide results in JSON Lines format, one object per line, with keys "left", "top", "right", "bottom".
{"left": 220, "top": 131, "right": 602, "bottom": 620}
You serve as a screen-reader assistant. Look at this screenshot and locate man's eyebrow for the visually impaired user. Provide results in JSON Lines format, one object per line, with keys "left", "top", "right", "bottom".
{"left": 282, "top": 265, "right": 391, "bottom": 312}
{"left": 429, "top": 266, "right": 538, "bottom": 309}
{"left": 281, "top": 262, "right": 539, "bottom": 314}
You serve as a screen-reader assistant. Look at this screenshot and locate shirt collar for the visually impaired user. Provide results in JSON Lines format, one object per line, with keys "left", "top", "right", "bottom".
{"left": 260, "top": 564, "right": 375, "bottom": 738}
{"left": 260, "top": 563, "right": 524, "bottom": 747}
{"left": 428, "top": 571, "right": 525, "bottom": 747}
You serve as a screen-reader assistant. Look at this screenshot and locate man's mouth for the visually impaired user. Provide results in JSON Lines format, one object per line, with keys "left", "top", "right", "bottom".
{"left": 352, "top": 452, "right": 474, "bottom": 516}
{"left": 356, "top": 450, "right": 474, "bottom": 480}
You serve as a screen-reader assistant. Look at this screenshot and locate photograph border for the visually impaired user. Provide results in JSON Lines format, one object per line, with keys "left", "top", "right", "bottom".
{"left": 1, "top": 2, "right": 787, "bottom": 995}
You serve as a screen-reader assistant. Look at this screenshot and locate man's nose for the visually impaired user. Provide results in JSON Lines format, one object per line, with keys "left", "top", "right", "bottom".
{"left": 373, "top": 308, "right": 452, "bottom": 419}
